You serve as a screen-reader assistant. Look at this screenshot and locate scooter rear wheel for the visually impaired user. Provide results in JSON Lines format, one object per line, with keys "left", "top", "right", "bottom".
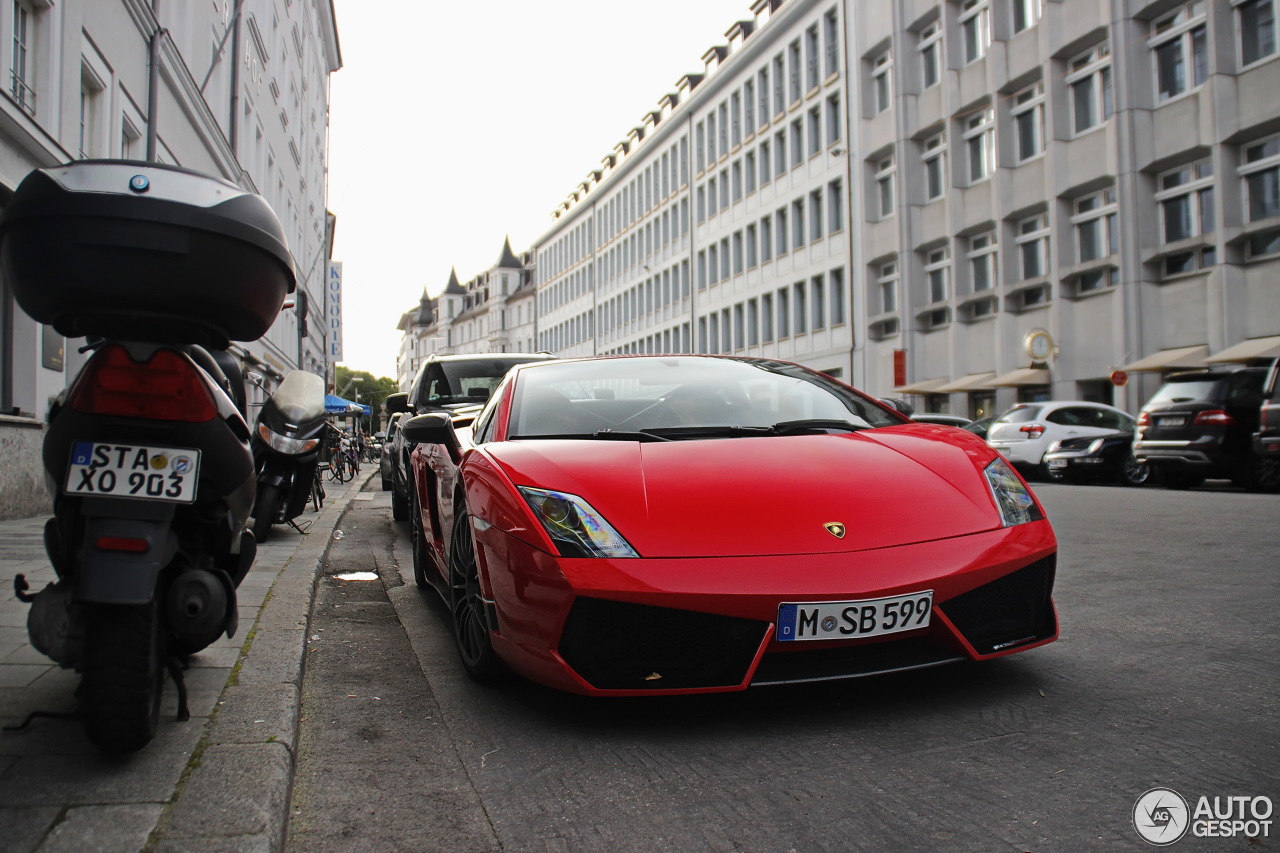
{"left": 82, "top": 602, "right": 163, "bottom": 754}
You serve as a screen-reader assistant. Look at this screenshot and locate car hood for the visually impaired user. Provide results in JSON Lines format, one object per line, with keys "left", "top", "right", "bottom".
{"left": 485, "top": 426, "right": 1005, "bottom": 558}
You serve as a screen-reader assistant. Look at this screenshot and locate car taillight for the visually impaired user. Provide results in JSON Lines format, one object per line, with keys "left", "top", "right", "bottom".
{"left": 69, "top": 345, "right": 218, "bottom": 422}
{"left": 1192, "top": 409, "right": 1235, "bottom": 426}
{"left": 1137, "top": 412, "right": 1150, "bottom": 427}
{"left": 1019, "top": 423, "right": 1045, "bottom": 439}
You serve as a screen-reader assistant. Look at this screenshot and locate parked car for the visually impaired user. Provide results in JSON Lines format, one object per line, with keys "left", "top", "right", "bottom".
{"left": 963, "top": 416, "right": 997, "bottom": 440}
{"left": 401, "top": 354, "right": 1058, "bottom": 694}
{"left": 986, "top": 401, "right": 1135, "bottom": 479}
{"left": 1043, "top": 430, "right": 1149, "bottom": 486}
{"left": 385, "top": 353, "right": 555, "bottom": 519}
{"left": 379, "top": 412, "right": 403, "bottom": 490}
{"left": 911, "top": 413, "right": 973, "bottom": 427}
{"left": 1134, "top": 366, "right": 1277, "bottom": 491}
{"left": 1254, "top": 359, "right": 1280, "bottom": 462}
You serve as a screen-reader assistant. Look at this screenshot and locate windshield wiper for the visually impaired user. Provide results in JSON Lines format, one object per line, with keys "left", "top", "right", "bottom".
{"left": 591, "top": 429, "right": 674, "bottom": 442}
{"left": 768, "top": 419, "right": 867, "bottom": 435}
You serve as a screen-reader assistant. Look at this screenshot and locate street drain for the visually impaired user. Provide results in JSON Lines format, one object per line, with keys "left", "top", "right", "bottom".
{"left": 334, "top": 571, "right": 379, "bottom": 581}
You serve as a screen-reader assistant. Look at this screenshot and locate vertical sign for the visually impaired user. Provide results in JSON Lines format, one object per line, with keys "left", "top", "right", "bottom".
{"left": 326, "top": 261, "right": 343, "bottom": 362}
{"left": 893, "top": 348, "right": 907, "bottom": 388}
{"left": 41, "top": 325, "right": 64, "bottom": 371}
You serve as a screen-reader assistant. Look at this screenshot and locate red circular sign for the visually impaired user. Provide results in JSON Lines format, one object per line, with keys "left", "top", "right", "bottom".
{"left": 1110, "top": 370, "right": 1129, "bottom": 387}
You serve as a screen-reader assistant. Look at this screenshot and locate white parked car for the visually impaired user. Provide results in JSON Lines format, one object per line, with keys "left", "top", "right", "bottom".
{"left": 986, "top": 401, "right": 1136, "bottom": 478}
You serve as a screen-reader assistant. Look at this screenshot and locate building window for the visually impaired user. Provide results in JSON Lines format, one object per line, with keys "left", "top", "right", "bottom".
{"left": 826, "top": 93, "right": 842, "bottom": 145}
{"left": 79, "top": 65, "right": 105, "bottom": 159}
{"left": 707, "top": 177, "right": 717, "bottom": 217}
{"left": 718, "top": 102, "right": 729, "bottom": 156}
{"left": 745, "top": 151, "right": 757, "bottom": 194}
{"left": 776, "top": 206, "right": 789, "bottom": 255}
{"left": 1156, "top": 159, "right": 1215, "bottom": 243}
{"left": 828, "top": 178, "right": 844, "bottom": 232}
{"left": 964, "top": 108, "right": 995, "bottom": 182}
{"left": 720, "top": 237, "right": 731, "bottom": 279}
{"left": 1067, "top": 43, "right": 1113, "bottom": 135}
{"left": 775, "top": 129, "right": 787, "bottom": 176}
{"left": 791, "top": 119, "right": 804, "bottom": 167}
{"left": 825, "top": 9, "right": 841, "bottom": 77}
{"left": 1238, "top": 0, "right": 1277, "bottom": 66}
{"left": 811, "top": 275, "right": 827, "bottom": 330}
{"left": 1240, "top": 136, "right": 1280, "bottom": 257}
{"left": 789, "top": 38, "right": 803, "bottom": 103}
{"left": 1152, "top": 2, "right": 1209, "bottom": 101}
{"left": 875, "top": 154, "right": 896, "bottom": 218}
{"left": 747, "top": 223, "right": 758, "bottom": 267}
{"left": 830, "top": 267, "right": 846, "bottom": 324}
{"left": 733, "top": 231, "right": 744, "bottom": 275}
{"left": 696, "top": 186, "right": 706, "bottom": 222}
{"left": 878, "top": 262, "right": 899, "bottom": 313}
{"left": 708, "top": 244, "right": 718, "bottom": 284}
{"left": 10, "top": 0, "right": 36, "bottom": 114}
{"left": 777, "top": 287, "right": 790, "bottom": 337}
{"left": 758, "top": 66, "right": 770, "bottom": 127}
{"left": 925, "top": 248, "right": 951, "bottom": 303}
{"left": 732, "top": 160, "right": 743, "bottom": 202}
{"left": 807, "top": 106, "right": 822, "bottom": 156}
{"left": 697, "top": 250, "right": 707, "bottom": 290}
{"left": 720, "top": 167, "right": 729, "bottom": 209}
{"left": 806, "top": 24, "right": 821, "bottom": 90}
{"left": 731, "top": 92, "right": 742, "bottom": 147}
{"left": 748, "top": 299, "right": 759, "bottom": 346}
{"left": 763, "top": 293, "right": 775, "bottom": 342}
{"left": 1074, "top": 188, "right": 1119, "bottom": 263}
{"left": 794, "top": 282, "right": 808, "bottom": 334}
{"left": 744, "top": 80, "right": 755, "bottom": 131}
{"left": 761, "top": 215, "right": 774, "bottom": 262}
{"left": 1012, "top": 0, "right": 1042, "bottom": 33}
{"left": 773, "top": 53, "right": 786, "bottom": 114}
{"left": 792, "top": 198, "right": 806, "bottom": 248}
{"left": 960, "top": 0, "right": 991, "bottom": 64}
{"left": 919, "top": 21, "right": 942, "bottom": 89}
{"left": 1016, "top": 214, "right": 1049, "bottom": 279}
{"left": 760, "top": 140, "right": 772, "bottom": 184}
{"left": 923, "top": 132, "right": 947, "bottom": 201}
{"left": 1011, "top": 82, "right": 1045, "bottom": 162}
{"left": 872, "top": 51, "right": 892, "bottom": 113}
{"left": 809, "top": 189, "right": 824, "bottom": 242}
{"left": 968, "top": 231, "right": 998, "bottom": 292}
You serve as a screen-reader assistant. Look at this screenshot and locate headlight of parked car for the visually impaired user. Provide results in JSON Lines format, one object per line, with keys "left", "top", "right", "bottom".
{"left": 517, "top": 487, "right": 639, "bottom": 558}
{"left": 984, "top": 457, "right": 1045, "bottom": 527}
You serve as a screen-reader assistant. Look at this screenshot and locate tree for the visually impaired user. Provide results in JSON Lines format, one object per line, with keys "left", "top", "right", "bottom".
{"left": 334, "top": 366, "right": 398, "bottom": 432}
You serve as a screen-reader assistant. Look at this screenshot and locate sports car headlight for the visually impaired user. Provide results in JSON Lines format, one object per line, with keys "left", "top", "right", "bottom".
{"left": 257, "top": 423, "right": 320, "bottom": 456}
{"left": 984, "top": 457, "right": 1045, "bottom": 527}
{"left": 1087, "top": 438, "right": 1106, "bottom": 454}
{"left": 517, "top": 487, "right": 638, "bottom": 558}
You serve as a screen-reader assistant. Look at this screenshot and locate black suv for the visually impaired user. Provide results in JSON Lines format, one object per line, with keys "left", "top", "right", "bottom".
{"left": 385, "top": 353, "right": 554, "bottom": 519}
{"left": 1133, "top": 367, "right": 1278, "bottom": 491}
{"left": 1255, "top": 359, "right": 1280, "bottom": 462}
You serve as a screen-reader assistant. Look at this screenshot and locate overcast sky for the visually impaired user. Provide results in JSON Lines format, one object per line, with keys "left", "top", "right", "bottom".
{"left": 327, "top": 0, "right": 755, "bottom": 379}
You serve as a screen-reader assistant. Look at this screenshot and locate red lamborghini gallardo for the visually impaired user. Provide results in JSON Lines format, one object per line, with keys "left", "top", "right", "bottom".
{"left": 401, "top": 355, "right": 1058, "bottom": 695}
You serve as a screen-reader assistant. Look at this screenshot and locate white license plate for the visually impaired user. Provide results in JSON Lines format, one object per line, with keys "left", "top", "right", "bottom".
{"left": 1047, "top": 458, "right": 1068, "bottom": 468}
{"left": 777, "top": 591, "right": 933, "bottom": 642}
{"left": 1160, "top": 416, "right": 1187, "bottom": 427}
{"left": 66, "top": 442, "right": 201, "bottom": 503}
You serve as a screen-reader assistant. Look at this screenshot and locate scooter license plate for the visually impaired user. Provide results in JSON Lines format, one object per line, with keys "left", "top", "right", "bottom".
{"left": 66, "top": 442, "right": 201, "bottom": 504}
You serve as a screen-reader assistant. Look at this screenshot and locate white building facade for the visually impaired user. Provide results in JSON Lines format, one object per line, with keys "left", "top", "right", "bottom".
{"left": 0, "top": 0, "right": 341, "bottom": 518}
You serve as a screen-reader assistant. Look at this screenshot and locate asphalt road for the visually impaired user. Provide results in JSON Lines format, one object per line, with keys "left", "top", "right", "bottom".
{"left": 287, "top": 484, "right": 1278, "bottom": 853}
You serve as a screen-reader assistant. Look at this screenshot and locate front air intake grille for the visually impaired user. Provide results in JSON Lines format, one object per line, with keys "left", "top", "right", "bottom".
{"left": 751, "top": 636, "right": 964, "bottom": 686}
{"left": 939, "top": 556, "right": 1056, "bottom": 655}
{"left": 558, "top": 597, "right": 769, "bottom": 690}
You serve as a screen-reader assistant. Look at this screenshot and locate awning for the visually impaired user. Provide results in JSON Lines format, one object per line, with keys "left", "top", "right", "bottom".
{"left": 1204, "top": 335, "right": 1280, "bottom": 364}
{"left": 988, "top": 368, "right": 1051, "bottom": 387}
{"left": 1120, "top": 344, "right": 1209, "bottom": 372}
{"left": 325, "top": 394, "right": 372, "bottom": 416}
{"left": 892, "top": 378, "right": 951, "bottom": 394}
{"left": 935, "top": 372, "right": 997, "bottom": 393}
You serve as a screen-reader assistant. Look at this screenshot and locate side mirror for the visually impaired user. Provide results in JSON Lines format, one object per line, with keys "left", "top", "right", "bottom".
{"left": 400, "top": 412, "right": 461, "bottom": 462}
{"left": 385, "top": 392, "right": 409, "bottom": 414}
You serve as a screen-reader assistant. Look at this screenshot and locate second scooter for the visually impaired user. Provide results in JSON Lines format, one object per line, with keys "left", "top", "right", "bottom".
{"left": 250, "top": 370, "right": 327, "bottom": 542}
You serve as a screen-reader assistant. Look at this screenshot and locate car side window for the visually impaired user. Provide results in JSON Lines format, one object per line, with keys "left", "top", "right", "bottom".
{"left": 1226, "top": 372, "right": 1264, "bottom": 409}
{"left": 1097, "top": 410, "right": 1129, "bottom": 430}
{"left": 1046, "top": 408, "right": 1080, "bottom": 426}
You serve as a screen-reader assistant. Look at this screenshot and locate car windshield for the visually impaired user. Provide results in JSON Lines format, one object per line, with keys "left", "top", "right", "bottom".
{"left": 1143, "top": 378, "right": 1226, "bottom": 407}
{"left": 424, "top": 358, "right": 546, "bottom": 406}
{"left": 508, "top": 356, "right": 902, "bottom": 439}
{"left": 995, "top": 405, "right": 1044, "bottom": 423}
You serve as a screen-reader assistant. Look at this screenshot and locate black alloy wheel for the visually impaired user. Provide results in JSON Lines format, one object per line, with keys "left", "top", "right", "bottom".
{"left": 1119, "top": 454, "right": 1150, "bottom": 487}
{"left": 447, "top": 501, "right": 504, "bottom": 682}
{"left": 410, "top": 483, "right": 431, "bottom": 590}
{"left": 82, "top": 601, "right": 164, "bottom": 754}
{"left": 1245, "top": 456, "right": 1280, "bottom": 493}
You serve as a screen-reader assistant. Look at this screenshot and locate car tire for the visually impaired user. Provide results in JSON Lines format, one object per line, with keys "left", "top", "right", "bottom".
{"left": 381, "top": 474, "right": 392, "bottom": 491}
{"left": 448, "top": 500, "right": 505, "bottom": 683}
{"left": 1118, "top": 454, "right": 1150, "bottom": 487}
{"left": 1045, "top": 466, "right": 1066, "bottom": 483}
{"left": 1240, "top": 456, "right": 1280, "bottom": 493}
{"left": 409, "top": 483, "right": 431, "bottom": 590}
{"left": 391, "top": 482, "right": 408, "bottom": 521}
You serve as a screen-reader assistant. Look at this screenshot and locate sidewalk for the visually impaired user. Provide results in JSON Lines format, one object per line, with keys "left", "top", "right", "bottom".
{"left": 0, "top": 468, "right": 377, "bottom": 853}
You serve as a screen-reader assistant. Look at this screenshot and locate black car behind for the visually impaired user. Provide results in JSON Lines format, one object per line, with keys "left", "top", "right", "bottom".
{"left": 1044, "top": 430, "right": 1149, "bottom": 486}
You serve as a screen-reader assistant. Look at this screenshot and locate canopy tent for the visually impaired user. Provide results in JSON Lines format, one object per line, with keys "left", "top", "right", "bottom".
{"left": 1119, "top": 344, "right": 1209, "bottom": 372}
{"left": 324, "top": 393, "right": 372, "bottom": 416}
{"left": 1203, "top": 335, "right": 1280, "bottom": 364}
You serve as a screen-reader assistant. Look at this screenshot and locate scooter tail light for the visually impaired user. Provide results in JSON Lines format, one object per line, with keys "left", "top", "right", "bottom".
{"left": 69, "top": 345, "right": 218, "bottom": 422}
{"left": 1192, "top": 409, "right": 1234, "bottom": 426}
{"left": 95, "top": 536, "right": 149, "bottom": 553}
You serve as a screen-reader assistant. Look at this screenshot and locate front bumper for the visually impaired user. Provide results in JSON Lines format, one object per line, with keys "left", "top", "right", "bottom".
{"left": 473, "top": 521, "right": 1059, "bottom": 696}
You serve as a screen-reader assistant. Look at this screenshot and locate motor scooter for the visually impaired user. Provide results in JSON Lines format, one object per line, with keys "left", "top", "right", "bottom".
{"left": 0, "top": 159, "right": 294, "bottom": 753}
{"left": 251, "top": 370, "right": 327, "bottom": 542}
